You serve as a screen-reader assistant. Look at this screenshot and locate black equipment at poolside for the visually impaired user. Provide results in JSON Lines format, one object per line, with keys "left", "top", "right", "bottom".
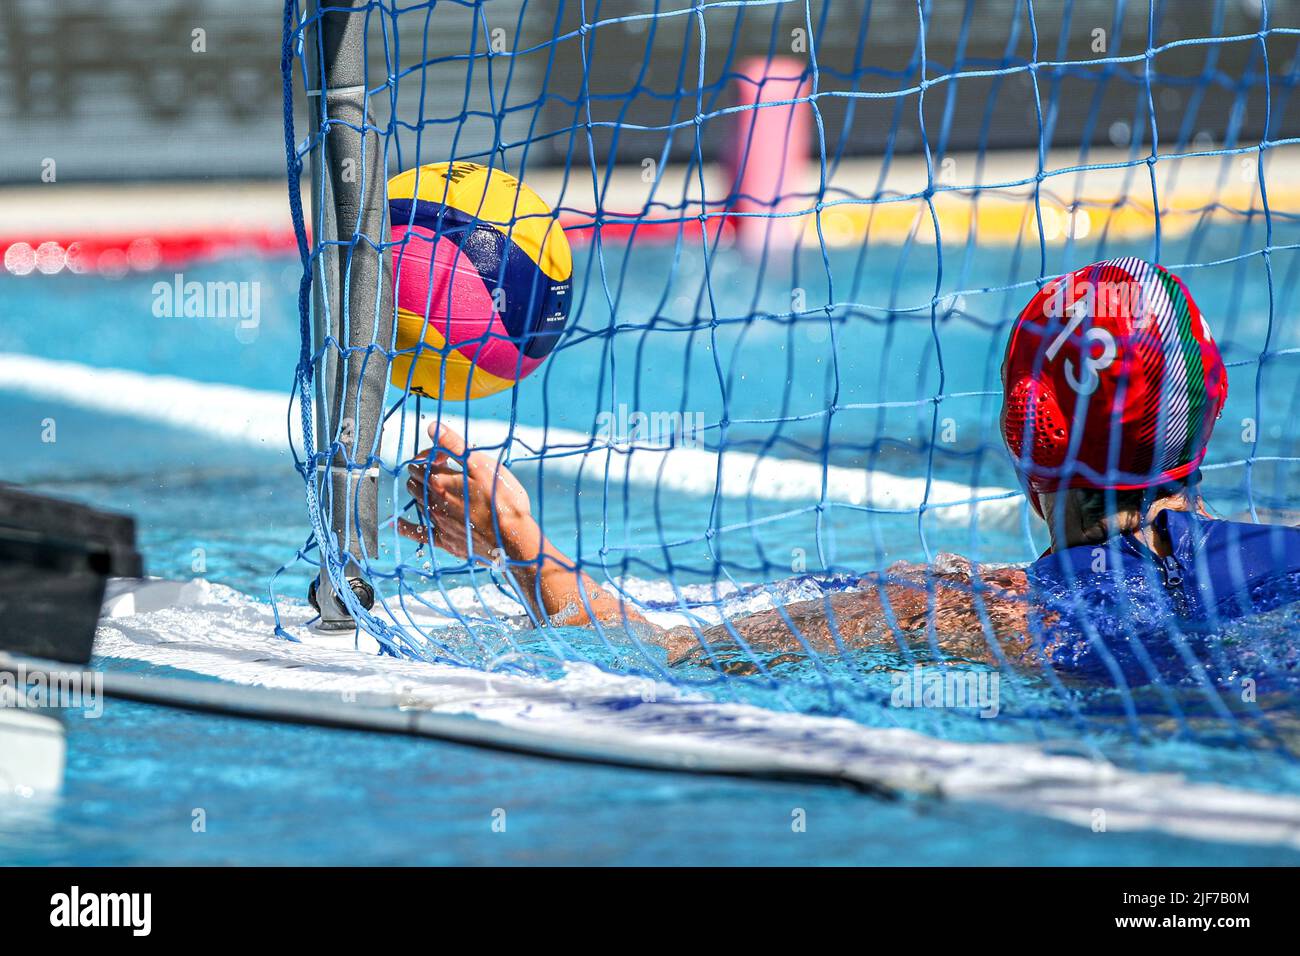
{"left": 0, "top": 484, "right": 142, "bottom": 665}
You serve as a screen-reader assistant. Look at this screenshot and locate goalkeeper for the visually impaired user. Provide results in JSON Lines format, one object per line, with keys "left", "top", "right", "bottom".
{"left": 399, "top": 260, "right": 1300, "bottom": 682}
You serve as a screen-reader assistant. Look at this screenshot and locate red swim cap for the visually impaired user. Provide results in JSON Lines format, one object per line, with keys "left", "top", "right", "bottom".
{"left": 1001, "top": 258, "right": 1228, "bottom": 517}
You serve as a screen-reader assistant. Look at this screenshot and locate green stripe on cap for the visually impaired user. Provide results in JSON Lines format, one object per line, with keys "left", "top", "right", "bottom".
{"left": 1156, "top": 268, "right": 1208, "bottom": 466}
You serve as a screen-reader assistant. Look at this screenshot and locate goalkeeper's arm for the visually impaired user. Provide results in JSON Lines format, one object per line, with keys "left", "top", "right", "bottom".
{"left": 398, "top": 422, "right": 651, "bottom": 631}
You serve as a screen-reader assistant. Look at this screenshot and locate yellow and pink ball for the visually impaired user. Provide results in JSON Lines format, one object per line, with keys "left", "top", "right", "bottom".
{"left": 388, "top": 162, "right": 572, "bottom": 400}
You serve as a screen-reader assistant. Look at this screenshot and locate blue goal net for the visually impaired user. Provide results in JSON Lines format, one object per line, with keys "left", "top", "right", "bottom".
{"left": 277, "top": 0, "right": 1300, "bottom": 781}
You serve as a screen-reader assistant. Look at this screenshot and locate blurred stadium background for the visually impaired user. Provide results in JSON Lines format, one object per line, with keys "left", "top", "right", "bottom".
{"left": 2, "top": 0, "right": 1291, "bottom": 183}
{"left": 3, "top": 0, "right": 1295, "bottom": 278}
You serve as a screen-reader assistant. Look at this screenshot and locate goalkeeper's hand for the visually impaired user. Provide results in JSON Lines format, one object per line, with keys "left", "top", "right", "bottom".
{"left": 398, "top": 421, "right": 650, "bottom": 632}
{"left": 399, "top": 421, "right": 540, "bottom": 568}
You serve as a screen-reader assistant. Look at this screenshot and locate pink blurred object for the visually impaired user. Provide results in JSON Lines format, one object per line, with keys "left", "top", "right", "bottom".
{"left": 727, "top": 56, "right": 811, "bottom": 255}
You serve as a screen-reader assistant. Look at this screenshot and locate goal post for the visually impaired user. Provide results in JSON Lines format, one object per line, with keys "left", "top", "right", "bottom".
{"left": 302, "top": 0, "right": 392, "bottom": 629}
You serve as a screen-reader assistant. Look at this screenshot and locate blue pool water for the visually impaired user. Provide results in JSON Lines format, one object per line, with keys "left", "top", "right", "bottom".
{"left": 2, "top": 233, "right": 1299, "bottom": 864}
{"left": 3, "top": 685, "right": 1298, "bottom": 866}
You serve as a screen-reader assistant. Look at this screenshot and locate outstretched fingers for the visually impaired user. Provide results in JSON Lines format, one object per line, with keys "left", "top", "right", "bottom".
{"left": 406, "top": 421, "right": 466, "bottom": 474}
{"left": 429, "top": 420, "right": 467, "bottom": 457}
{"left": 406, "top": 469, "right": 463, "bottom": 498}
